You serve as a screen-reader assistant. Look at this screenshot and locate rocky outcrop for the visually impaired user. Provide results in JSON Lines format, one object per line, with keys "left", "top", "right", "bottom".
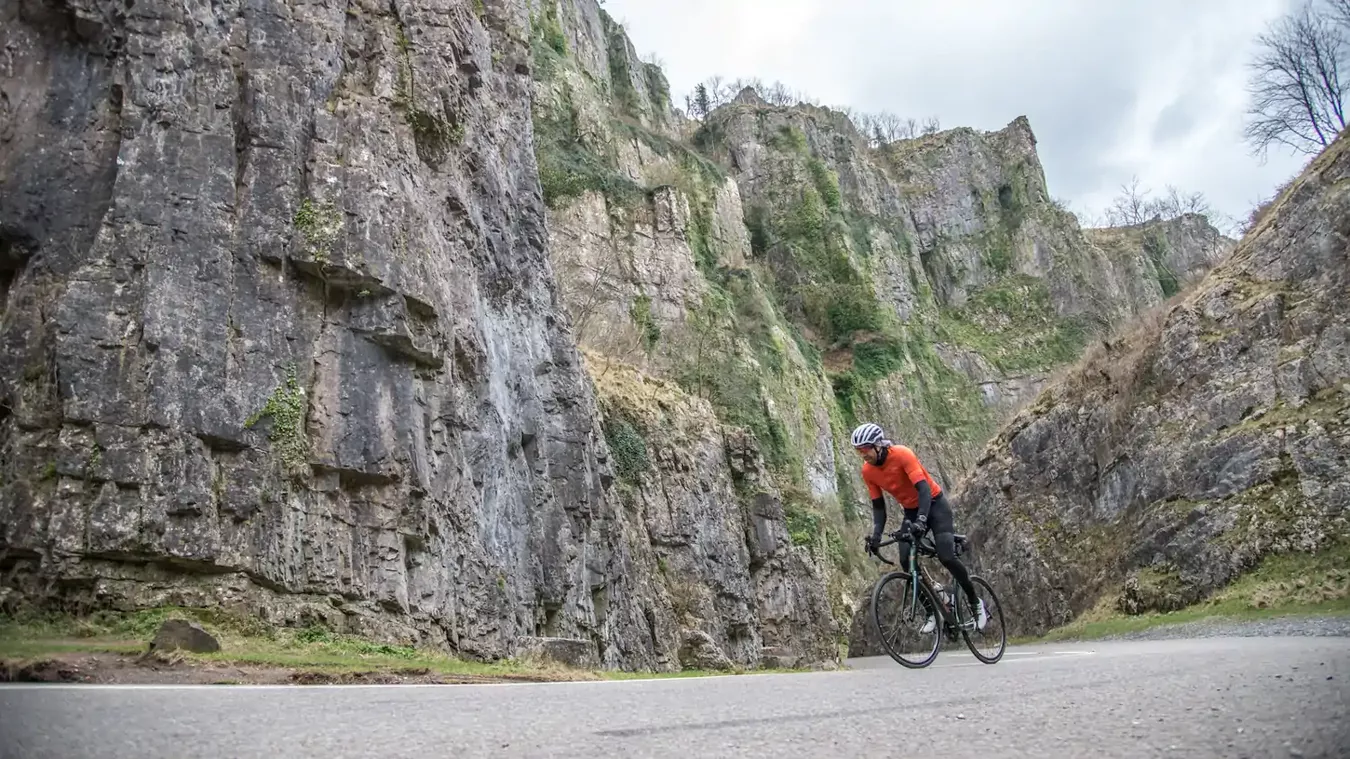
{"left": 953, "top": 131, "right": 1350, "bottom": 637}
{"left": 1085, "top": 213, "right": 1236, "bottom": 311}
{"left": 585, "top": 354, "right": 840, "bottom": 670}
{"left": 530, "top": 0, "right": 864, "bottom": 658}
{"left": 0, "top": 0, "right": 734, "bottom": 672}
{"left": 695, "top": 101, "right": 1237, "bottom": 483}
{"left": 0, "top": 0, "right": 852, "bottom": 674}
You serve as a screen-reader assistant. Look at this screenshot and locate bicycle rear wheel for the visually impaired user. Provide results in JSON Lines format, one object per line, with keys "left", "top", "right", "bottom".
{"left": 955, "top": 575, "right": 1006, "bottom": 664}
{"left": 869, "top": 571, "right": 942, "bottom": 669}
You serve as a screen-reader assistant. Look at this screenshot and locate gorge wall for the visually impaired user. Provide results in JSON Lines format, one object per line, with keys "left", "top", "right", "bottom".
{"left": 951, "top": 131, "right": 1350, "bottom": 638}
{"left": 2, "top": 0, "right": 1238, "bottom": 669}
{"left": 527, "top": 0, "right": 1235, "bottom": 656}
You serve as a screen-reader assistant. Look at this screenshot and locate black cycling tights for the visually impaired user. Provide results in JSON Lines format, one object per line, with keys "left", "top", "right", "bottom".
{"left": 899, "top": 494, "right": 979, "bottom": 610}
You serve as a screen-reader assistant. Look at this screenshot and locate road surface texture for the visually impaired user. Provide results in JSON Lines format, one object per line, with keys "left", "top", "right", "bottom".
{"left": 2, "top": 636, "right": 1347, "bottom": 758}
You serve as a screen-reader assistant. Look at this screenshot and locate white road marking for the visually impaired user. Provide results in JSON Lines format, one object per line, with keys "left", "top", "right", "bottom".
{"left": 930, "top": 650, "right": 1096, "bottom": 669}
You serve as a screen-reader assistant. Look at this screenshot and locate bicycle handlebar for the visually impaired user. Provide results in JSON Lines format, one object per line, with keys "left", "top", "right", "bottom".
{"left": 867, "top": 524, "right": 942, "bottom": 565}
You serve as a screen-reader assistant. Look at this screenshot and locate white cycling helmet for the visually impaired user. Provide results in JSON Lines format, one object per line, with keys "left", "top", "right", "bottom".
{"left": 850, "top": 422, "right": 885, "bottom": 448}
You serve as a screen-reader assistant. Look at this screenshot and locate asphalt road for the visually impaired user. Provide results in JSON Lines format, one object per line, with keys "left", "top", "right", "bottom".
{"left": 2, "top": 636, "right": 1348, "bottom": 758}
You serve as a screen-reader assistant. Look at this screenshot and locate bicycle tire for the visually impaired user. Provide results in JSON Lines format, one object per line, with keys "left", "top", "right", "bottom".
{"left": 958, "top": 575, "right": 1006, "bottom": 664}
{"left": 869, "top": 571, "right": 942, "bottom": 669}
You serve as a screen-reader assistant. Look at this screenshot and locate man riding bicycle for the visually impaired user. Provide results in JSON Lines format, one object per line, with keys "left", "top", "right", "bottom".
{"left": 852, "top": 422, "right": 987, "bottom": 632}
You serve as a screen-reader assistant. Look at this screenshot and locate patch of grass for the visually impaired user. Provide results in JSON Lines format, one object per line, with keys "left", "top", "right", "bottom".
{"left": 936, "top": 274, "right": 1091, "bottom": 374}
{"left": 831, "top": 328, "right": 992, "bottom": 441}
{"left": 808, "top": 158, "right": 842, "bottom": 213}
{"left": 1017, "top": 599, "right": 1350, "bottom": 645}
{"left": 784, "top": 497, "right": 823, "bottom": 547}
{"left": 629, "top": 294, "right": 661, "bottom": 352}
{"left": 533, "top": 88, "right": 644, "bottom": 209}
{"left": 1142, "top": 227, "right": 1180, "bottom": 297}
{"left": 1019, "top": 540, "right": 1350, "bottom": 643}
{"left": 667, "top": 284, "right": 794, "bottom": 473}
{"left": 0, "top": 606, "right": 814, "bottom": 681}
{"left": 534, "top": 2, "right": 566, "bottom": 56}
{"left": 406, "top": 108, "right": 464, "bottom": 164}
{"left": 769, "top": 125, "right": 809, "bottom": 154}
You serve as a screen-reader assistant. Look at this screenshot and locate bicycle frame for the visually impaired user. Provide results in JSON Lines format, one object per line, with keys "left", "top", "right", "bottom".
{"left": 872, "top": 528, "right": 966, "bottom": 633}
{"left": 867, "top": 525, "right": 1006, "bottom": 668}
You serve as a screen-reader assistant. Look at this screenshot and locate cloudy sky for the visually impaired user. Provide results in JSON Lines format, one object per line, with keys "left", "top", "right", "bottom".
{"left": 602, "top": 0, "right": 1313, "bottom": 234}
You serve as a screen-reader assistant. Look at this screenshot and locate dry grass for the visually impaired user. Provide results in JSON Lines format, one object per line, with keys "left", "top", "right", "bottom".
{"left": 1023, "top": 278, "right": 1202, "bottom": 436}
{"left": 1018, "top": 540, "right": 1350, "bottom": 643}
{"left": 582, "top": 349, "right": 715, "bottom": 424}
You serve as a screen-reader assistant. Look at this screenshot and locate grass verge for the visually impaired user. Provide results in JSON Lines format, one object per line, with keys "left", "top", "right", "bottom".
{"left": 1012, "top": 543, "right": 1350, "bottom": 644}
{"left": 1012, "top": 599, "right": 1350, "bottom": 645}
{"left": 0, "top": 607, "right": 812, "bottom": 683}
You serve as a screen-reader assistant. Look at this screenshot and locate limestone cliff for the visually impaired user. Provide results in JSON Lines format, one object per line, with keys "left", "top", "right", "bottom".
{"left": 530, "top": 0, "right": 1235, "bottom": 659}
{"left": 1, "top": 0, "right": 1240, "bottom": 671}
{"left": 529, "top": 0, "right": 854, "bottom": 661}
{"left": 0, "top": 0, "right": 843, "bottom": 673}
{"left": 953, "top": 131, "right": 1350, "bottom": 637}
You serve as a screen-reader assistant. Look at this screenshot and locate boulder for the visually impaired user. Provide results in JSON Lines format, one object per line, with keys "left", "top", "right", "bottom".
{"left": 678, "top": 629, "right": 733, "bottom": 671}
{"left": 515, "top": 637, "right": 600, "bottom": 670}
{"left": 148, "top": 619, "right": 221, "bottom": 654}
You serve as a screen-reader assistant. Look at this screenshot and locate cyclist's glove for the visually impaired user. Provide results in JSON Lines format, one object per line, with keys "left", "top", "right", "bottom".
{"left": 910, "top": 516, "right": 928, "bottom": 538}
{"left": 864, "top": 534, "right": 880, "bottom": 554}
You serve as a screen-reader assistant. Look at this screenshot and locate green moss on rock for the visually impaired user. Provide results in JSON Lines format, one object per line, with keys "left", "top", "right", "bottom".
{"left": 245, "top": 363, "right": 311, "bottom": 476}
{"left": 601, "top": 407, "right": 650, "bottom": 485}
{"left": 294, "top": 198, "right": 343, "bottom": 263}
{"left": 937, "top": 274, "right": 1091, "bottom": 374}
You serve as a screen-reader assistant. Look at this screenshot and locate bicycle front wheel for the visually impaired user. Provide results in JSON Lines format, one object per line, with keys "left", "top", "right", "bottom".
{"left": 957, "top": 575, "right": 1006, "bottom": 664}
{"left": 870, "top": 571, "right": 942, "bottom": 669}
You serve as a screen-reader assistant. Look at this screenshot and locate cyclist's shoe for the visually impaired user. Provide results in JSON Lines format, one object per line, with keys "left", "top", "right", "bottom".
{"left": 920, "top": 615, "right": 936, "bottom": 634}
{"left": 972, "top": 600, "right": 988, "bottom": 631}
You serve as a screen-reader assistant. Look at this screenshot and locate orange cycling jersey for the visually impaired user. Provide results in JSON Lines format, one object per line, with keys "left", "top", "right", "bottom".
{"left": 861, "top": 445, "right": 942, "bottom": 509}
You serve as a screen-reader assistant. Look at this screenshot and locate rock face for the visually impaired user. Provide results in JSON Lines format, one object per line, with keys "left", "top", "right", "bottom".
{"left": 694, "top": 101, "right": 1235, "bottom": 480}
{"left": 952, "top": 132, "right": 1350, "bottom": 637}
{"left": 0, "top": 0, "right": 1242, "bottom": 669}
{"left": 0, "top": 0, "right": 674, "bottom": 669}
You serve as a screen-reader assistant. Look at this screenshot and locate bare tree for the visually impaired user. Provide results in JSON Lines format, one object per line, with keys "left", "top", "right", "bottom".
{"left": 1097, "top": 177, "right": 1217, "bottom": 228}
{"left": 842, "top": 110, "right": 922, "bottom": 147}
{"left": 1104, "top": 176, "right": 1154, "bottom": 226}
{"left": 704, "top": 75, "right": 726, "bottom": 108}
{"left": 1330, "top": 0, "right": 1350, "bottom": 27}
{"left": 877, "top": 112, "right": 918, "bottom": 141}
{"left": 1244, "top": 0, "right": 1350, "bottom": 158}
{"left": 763, "top": 80, "right": 795, "bottom": 107}
{"left": 1155, "top": 185, "right": 1211, "bottom": 218}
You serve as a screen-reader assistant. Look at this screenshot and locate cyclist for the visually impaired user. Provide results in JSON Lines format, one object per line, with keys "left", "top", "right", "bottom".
{"left": 852, "top": 422, "right": 988, "bottom": 632}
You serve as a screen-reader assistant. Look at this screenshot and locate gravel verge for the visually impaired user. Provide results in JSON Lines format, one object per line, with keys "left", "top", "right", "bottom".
{"left": 1095, "top": 615, "right": 1350, "bottom": 642}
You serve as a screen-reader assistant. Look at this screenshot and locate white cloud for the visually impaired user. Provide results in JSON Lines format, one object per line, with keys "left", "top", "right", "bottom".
{"left": 601, "top": 0, "right": 1312, "bottom": 231}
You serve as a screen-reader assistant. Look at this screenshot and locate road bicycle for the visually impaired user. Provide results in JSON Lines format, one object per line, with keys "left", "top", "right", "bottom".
{"left": 865, "top": 523, "right": 1006, "bottom": 669}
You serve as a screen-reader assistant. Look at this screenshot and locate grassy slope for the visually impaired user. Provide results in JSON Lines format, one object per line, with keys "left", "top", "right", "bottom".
{"left": 1013, "top": 539, "right": 1350, "bottom": 643}
{"left": 0, "top": 607, "right": 809, "bottom": 681}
